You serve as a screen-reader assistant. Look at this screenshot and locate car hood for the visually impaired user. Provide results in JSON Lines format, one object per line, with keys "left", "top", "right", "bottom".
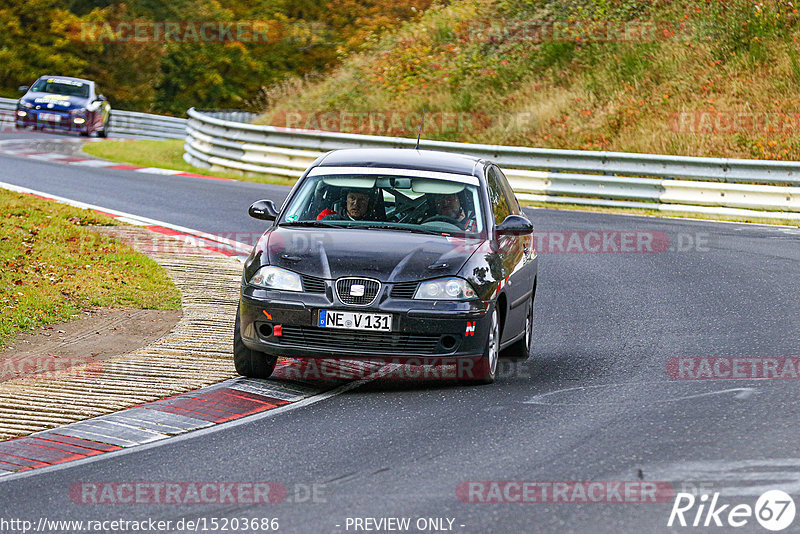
{"left": 21, "top": 92, "right": 89, "bottom": 111}
{"left": 264, "top": 227, "right": 484, "bottom": 282}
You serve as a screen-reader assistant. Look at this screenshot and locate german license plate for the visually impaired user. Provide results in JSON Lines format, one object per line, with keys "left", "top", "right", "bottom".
{"left": 39, "top": 113, "right": 61, "bottom": 122}
{"left": 318, "top": 310, "right": 392, "bottom": 331}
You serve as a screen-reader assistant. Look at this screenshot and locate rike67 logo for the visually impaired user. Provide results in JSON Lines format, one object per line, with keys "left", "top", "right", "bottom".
{"left": 668, "top": 490, "right": 796, "bottom": 531}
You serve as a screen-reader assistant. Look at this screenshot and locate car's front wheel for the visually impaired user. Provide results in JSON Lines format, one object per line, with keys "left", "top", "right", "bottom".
{"left": 233, "top": 310, "right": 278, "bottom": 379}
{"left": 97, "top": 114, "right": 110, "bottom": 138}
{"left": 460, "top": 307, "right": 499, "bottom": 385}
{"left": 501, "top": 294, "right": 533, "bottom": 362}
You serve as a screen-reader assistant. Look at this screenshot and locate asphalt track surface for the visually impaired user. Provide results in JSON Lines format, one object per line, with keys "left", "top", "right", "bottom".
{"left": 1, "top": 131, "right": 799, "bottom": 533}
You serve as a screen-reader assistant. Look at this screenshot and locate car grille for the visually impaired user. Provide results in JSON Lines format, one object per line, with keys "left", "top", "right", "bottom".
{"left": 335, "top": 277, "right": 380, "bottom": 306}
{"left": 279, "top": 326, "right": 442, "bottom": 354}
{"left": 302, "top": 275, "right": 327, "bottom": 293}
{"left": 390, "top": 282, "right": 419, "bottom": 299}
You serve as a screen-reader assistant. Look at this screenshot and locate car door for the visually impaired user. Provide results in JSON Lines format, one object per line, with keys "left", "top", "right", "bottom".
{"left": 496, "top": 164, "right": 535, "bottom": 282}
{"left": 486, "top": 165, "right": 527, "bottom": 341}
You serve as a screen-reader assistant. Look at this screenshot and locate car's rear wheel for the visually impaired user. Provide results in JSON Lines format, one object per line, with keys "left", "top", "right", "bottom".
{"left": 460, "top": 307, "right": 499, "bottom": 385}
{"left": 501, "top": 294, "right": 533, "bottom": 362}
{"left": 233, "top": 310, "right": 278, "bottom": 379}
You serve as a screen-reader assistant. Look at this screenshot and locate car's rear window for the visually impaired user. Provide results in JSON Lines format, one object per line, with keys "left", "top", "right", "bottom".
{"left": 280, "top": 173, "right": 485, "bottom": 235}
{"left": 31, "top": 79, "right": 89, "bottom": 98}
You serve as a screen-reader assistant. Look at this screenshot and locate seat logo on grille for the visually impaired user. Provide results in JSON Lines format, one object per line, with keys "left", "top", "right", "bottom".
{"left": 350, "top": 284, "right": 365, "bottom": 297}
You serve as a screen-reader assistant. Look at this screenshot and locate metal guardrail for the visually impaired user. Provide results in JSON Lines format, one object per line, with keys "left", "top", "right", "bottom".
{"left": 0, "top": 96, "right": 185, "bottom": 139}
{"left": 184, "top": 108, "right": 799, "bottom": 221}
{"left": 2, "top": 96, "right": 797, "bottom": 220}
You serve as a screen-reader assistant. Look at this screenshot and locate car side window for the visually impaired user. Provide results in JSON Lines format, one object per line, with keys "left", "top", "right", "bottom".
{"left": 495, "top": 166, "right": 520, "bottom": 215}
{"left": 487, "top": 166, "right": 511, "bottom": 225}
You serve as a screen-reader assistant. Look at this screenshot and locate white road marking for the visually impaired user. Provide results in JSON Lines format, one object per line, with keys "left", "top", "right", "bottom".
{"left": 0, "top": 180, "right": 252, "bottom": 254}
{"left": 524, "top": 382, "right": 759, "bottom": 406}
{"left": 0, "top": 365, "right": 400, "bottom": 482}
{"left": 638, "top": 459, "right": 800, "bottom": 497}
{"left": 135, "top": 167, "right": 183, "bottom": 175}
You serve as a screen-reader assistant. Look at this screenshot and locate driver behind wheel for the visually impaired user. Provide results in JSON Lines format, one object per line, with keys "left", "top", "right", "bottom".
{"left": 322, "top": 188, "right": 379, "bottom": 221}
{"left": 429, "top": 193, "right": 476, "bottom": 231}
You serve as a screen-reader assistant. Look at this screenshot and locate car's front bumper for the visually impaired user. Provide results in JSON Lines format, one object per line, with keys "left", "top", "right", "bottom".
{"left": 239, "top": 286, "right": 491, "bottom": 361}
{"left": 16, "top": 112, "right": 90, "bottom": 133}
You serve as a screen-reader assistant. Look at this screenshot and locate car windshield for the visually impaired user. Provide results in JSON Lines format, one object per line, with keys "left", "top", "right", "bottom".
{"left": 280, "top": 173, "right": 485, "bottom": 235}
{"left": 31, "top": 79, "right": 89, "bottom": 98}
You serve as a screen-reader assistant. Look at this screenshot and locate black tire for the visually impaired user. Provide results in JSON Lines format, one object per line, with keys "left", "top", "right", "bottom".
{"left": 500, "top": 293, "right": 533, "bottom": 362}
{"left": 459, "top": 307, "right": 499, "bottom": 385}
{"left": 79, "top": 130, "right": 89, "bottom": 137}
{"left": 233, "top": 310, "right": 278, "bottom": 379}
{"left": 97, "top": 115, "right": 110, "bottom": 138}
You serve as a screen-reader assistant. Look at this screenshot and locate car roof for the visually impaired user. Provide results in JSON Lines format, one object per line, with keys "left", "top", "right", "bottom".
{"left": 316, "top": 148, "right": 485, "bottom": 177}
{"left": 36, "top": 76, "right": 93, "bottom": 85}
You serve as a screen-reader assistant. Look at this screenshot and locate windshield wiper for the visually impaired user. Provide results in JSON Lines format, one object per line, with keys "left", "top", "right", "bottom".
{"left": 279, "top": 220, "right": 347, "bottom": 228}
{"left": 358, "top": 224, "right": 445, "bottom": 236}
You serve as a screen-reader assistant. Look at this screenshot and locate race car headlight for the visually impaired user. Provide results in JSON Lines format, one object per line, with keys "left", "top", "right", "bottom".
{"left": 19, "top": 101, "right": 33, "bottom": 109}
{"left": 16, "top": 111, "right": 26, "bottom": 117}
{"left": 414, "top": 277, "right": 477, "bottom": 301}
{"left": 70, "top": 108, "right": 87, "bottom": 115}
{"left": 249, "top": 266, "right": 303, "bottom": 292}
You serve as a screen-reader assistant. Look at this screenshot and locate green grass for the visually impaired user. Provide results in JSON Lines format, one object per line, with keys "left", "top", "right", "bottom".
{"left": 81, "top": 140, "right": 297, "bottom": 186}
{"left": 0, "top": 189, "right": 182, "bottom": 349}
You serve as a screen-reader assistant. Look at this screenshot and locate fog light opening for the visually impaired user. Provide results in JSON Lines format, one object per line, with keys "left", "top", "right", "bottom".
{"left": 258, "top": 323, "right": 273, "bottom": 337}
{"left": 441, "top": 335, "right": 457, "bottom": 350}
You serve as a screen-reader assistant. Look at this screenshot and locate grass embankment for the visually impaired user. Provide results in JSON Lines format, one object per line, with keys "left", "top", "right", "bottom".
{"left": 256, "top": 0, "right": 800, "bottom": 161}
{"left": 0, "top": 189, "right": 181, "bottom": 349}
{"left": 81, "top": 140, "right": 297, "bottom": 186}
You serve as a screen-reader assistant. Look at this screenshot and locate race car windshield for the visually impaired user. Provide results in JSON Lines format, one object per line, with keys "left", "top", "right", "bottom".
{"left": 280, "top": 174, "right": 485, "bottom": 235}
{"left": 30, "top": 79, "right": 89, "bottom": 98}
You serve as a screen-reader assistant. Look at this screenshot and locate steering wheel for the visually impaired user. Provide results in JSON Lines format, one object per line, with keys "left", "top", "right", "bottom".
{"left": 422, "top": 214, "right": 464, "bottom": 227}
{"left": 395, "top": 201, "right": 430, "bottom": 224}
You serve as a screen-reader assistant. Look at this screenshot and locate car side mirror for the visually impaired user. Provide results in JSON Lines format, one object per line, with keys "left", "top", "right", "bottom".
{"left": 496, "top": 214, "right": 533, "bottom": 236}
{"left": 18, "top": 86, "right": 29, "bottom": 93}
{"left": 249, "top": 199, "right": 279, "bottom": 221}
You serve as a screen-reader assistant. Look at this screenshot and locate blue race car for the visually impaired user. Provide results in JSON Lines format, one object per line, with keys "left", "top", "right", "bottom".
{"left": 16, "top": 76, "right": 111, "bottom": 137}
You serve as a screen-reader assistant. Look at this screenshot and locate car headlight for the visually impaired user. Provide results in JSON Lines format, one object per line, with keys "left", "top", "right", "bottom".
{"left": 249, "top": 266, "right": 303, "bottom": 292}
{"left": 70, "top": 108, "right": 87, "bottom": 115}
{"left": 19, "top": 101, "right": 33, "bottom": 109}
{"left": 414, "top": 277, "right": 477, "bottom": 300}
